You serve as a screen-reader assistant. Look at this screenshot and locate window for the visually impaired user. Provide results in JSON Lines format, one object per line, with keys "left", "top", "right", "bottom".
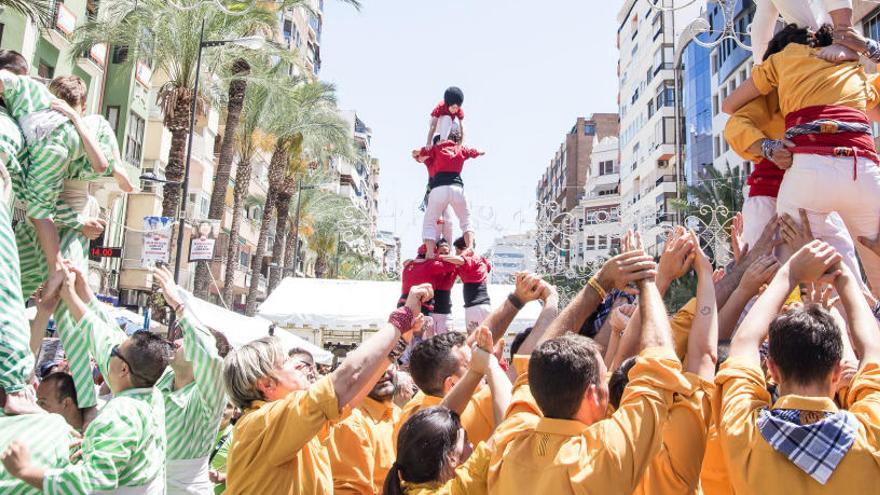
{"left": 648, "top": 99, "right": 654, "bottom": 119}
{"left": 283, "top": 19, "right": 293, "bottom": 44}
{"left": 597, "top": 236, "right": 608, "bottom": 250}
{"left": 584, "top": 123, "right": 596, "bottom": 135}
{"left": 586, "top": 236, "right": 596, "bottom": 250}
{"left": 631, "top": 88, "right": 639, "bottom": 105}
{"left": 87, "top": 0, "right": 100, "bottom": 21}
{"left": 712, "top": 94, "right": 719, "bottom": 116}
{"left": 105, "top": 106, "right": 120, "bottom": 132}
{"left": 599, "top": 160, "right": 616, "bottom": 175}
{"left": 865, "top": 10, "right": 880, "bottom": 48}
{"left": 37, "top": 61, "right": 54, "bottom": 79}
{"left": 0, "top": 24, "right": 4, "bottom": 45}
{"left": 239, "top": 250, "right": 251, "bottom": 268}
{"left": 714, "top": 135, "right": 721, "bottom": 158}
{"left": 125, "top": 112, "right": 145, "bottom": 166}
{"left": 112, "top": 46, "right": 128, "bottom": 64}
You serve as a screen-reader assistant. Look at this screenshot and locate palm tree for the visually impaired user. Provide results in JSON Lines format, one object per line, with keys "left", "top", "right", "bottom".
{"left": 71, "top": 0, "right": 276, "bottom": 218}
{"left": 309, "top": 216, "right": 339, "bottom": 279}
{"left": 1, "top": 0, "right": 53, "bottom": 26}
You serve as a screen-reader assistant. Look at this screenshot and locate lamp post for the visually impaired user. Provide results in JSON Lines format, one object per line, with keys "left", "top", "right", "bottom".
{"left": 286, "top": 179, "right": 316, "bottom": 279}
{"left": 173, "top": 18, "right": 265, "bottom": 285}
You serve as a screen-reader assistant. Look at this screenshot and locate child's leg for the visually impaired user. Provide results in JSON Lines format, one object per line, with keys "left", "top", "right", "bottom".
{"left": 434, "top": 116, "right": 454, "bottom": 142}
{"left": 440, "top": 207, "right": 454, "bottom": 243}
{"left": 447, "top": 185, "right": 473, "bottom": 247}
{"left": 15, "top": 222, "right": 47, "bottom": 300}
{"left": 423, "top": 187, "right": 451, "bottom": 257}
{"left": 750, "top": 0, "right": 781, "bottom": 64}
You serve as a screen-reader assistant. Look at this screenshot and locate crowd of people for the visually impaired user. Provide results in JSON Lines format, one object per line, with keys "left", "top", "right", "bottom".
{"left": 4, "top": 1, "right": 880, "bottom": 494}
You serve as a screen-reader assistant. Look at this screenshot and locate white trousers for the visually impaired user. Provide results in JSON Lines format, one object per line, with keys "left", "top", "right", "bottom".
{"left": 464, "top": 304, "right": 491, "bottom": 333}
{"left": 423, "top": 185, "right": 471, "bottom": 242}
{"left": 776, "top": 154, "right": 880, "bottom": 295}
{"left": 431, "top": 312, "right": 450, "bottom": 334}
{"left": 751, "top": 0, "right": 850, "bottom": 64}
{"left": 166, "top": 456, "right": 212, "bottom": 495}
{"left": 741, "top": 195, "right": 778, "bottom": 251}
{"left": 433, "top": 115, "right": 461, "bottom": 143}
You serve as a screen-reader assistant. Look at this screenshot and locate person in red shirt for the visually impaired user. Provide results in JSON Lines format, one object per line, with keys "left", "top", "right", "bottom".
{"left": 425, "top": 86, "right": 464, "bottom": 148}
{"left": 441, "top": 236, "right": 492, "bottom": 332}
{"left": 412, "top": 145, "right": 453, "bottom": 244}
{"left": 398, "top": 243, "right": 457, "bottom": 334}
{"left": 413, "top": 130, "right": 484, "bottom": 258}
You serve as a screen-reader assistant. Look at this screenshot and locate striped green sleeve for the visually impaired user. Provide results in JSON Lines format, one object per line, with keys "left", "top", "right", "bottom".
{"left": 0, "top": 200, "right": 32, "bottom": 394}
{"left": 87, "top": 298, "right": 116, "bottom": 327}
{"left": 0, "top": 70, "right": 53, "bottom": 119}
{"left": 77, "top": 306, "right": 126, "bottom": 382}
{"left": 0, "top": 413, "right": 74, "bottom": 495}
{"left": 181, "top": 313, "right": 227, "bottom": 416}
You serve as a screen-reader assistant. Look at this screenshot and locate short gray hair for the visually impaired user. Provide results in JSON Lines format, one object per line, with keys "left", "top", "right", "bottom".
{"left": 223, "top": 336, "right": 284, "bottom": 409}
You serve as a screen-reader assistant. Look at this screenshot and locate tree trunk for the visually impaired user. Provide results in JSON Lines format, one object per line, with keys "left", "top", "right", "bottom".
{"left": 222, "top": 157, "right": 253, "bottom": 307}
{"left": 282, "top": 217, "right": 298, "bottom": 278}
{"left": 268, "top": 188, "right": 292, "bottom": 292}
{"left": 315, "top": 256, "right": 328, "bottom": 279}
{"left": 162, "top": 91, "right": 193, "bottom": 218}
{"left": 195, "top": 61, "right": 250, "bottom": 300}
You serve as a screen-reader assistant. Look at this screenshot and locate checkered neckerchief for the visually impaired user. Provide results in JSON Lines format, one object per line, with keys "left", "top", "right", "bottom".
{"left": 757, "top": 407, "right": 858, "bottom": 485}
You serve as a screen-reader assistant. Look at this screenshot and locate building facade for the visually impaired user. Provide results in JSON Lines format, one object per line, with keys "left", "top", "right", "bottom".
{"left": 487, "top": 232, "right": 537, "bottom": 284}
{"left": 572, "top": 136, "right": 622, "bottom": 266}
{"left": 617, "top": 0, "right": 702, "bottom": 252}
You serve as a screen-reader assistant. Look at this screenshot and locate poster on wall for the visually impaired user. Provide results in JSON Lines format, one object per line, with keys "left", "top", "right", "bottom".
{"left": 142, "top": 216, "right": 173, "bottom": 268}
{"left": 189, "top": 219, "right": 221, "bottom": 262}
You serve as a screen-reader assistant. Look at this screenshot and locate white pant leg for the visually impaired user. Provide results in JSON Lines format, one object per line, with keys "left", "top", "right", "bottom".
{"left": 834, "top": 159, "right": 880, "bottom": 296}
{"left": 446, "top": 185, "right": 472, "bottom": 234}
{"left": 422, "top": 186, "right": 451, "bottom": 241}
{"left": 776, "top": 154, "right": 872, "bottom": 287}
{"left": 432, "top": 313, "right": 450, "bottom": 334}
{"left": 435, "top": 115, "right": 454, "bottom": 142}
{"left": 440, "top": 206, "right": 454, "bottom": 242}
{"left": 464, "top": 304, "right": 491, "bottom": 333}
{"left": 742, "top": 195, "right": 777, "bottom": 251}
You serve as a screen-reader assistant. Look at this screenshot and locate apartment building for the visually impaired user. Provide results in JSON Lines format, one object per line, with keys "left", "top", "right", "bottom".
{"left": 572, "top": 136, "right": 623, "bottom": 266}
{"left": 487, "top": 232, "right": 537, "bottom": 284}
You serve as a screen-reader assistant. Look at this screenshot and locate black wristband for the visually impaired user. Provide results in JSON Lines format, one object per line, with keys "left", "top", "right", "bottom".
{"left": 507, "top": 293, "right": 524, "bottom": 310}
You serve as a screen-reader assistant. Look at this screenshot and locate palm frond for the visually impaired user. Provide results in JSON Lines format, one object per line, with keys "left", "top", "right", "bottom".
{"left": 1, "top": 0, "right": 54, "bottom": 27}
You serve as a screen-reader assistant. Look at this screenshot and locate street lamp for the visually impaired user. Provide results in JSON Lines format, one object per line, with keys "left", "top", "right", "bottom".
{"left": 285, "top": 179, "right": 316, "bottom": 279}
{"left": 173, "top": 18, "right": 266, "bottom": 285}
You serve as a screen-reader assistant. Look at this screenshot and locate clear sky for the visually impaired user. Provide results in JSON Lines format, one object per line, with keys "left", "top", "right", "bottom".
{"left": 320, "top": 0, "right": 621, "bottom": 259}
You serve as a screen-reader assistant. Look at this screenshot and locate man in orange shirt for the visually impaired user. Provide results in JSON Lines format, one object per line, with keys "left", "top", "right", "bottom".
{"left": 719, "top": 240, "right": 880, "bottom": 493}
{"left": 329, "top": 365, "right": 401, "bottom": 495}
{"left": 219, "top": 284, "right": 433, "bottom": 495}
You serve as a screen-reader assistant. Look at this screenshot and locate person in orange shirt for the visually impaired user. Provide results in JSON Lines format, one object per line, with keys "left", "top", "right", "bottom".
{"left": 218, "top": 284, "right": 433, "bottom": 495}
{"left": 329, "top": 365, "right": 402, "bottom": 495}
{"left": 719, "top": 240, "right": 880, "bottom": 493}
{"left": 384, "top": 406, "right": 490, "bottom": 495}
{"left": 489, "top": 232, "right": 694, "bottom": 494}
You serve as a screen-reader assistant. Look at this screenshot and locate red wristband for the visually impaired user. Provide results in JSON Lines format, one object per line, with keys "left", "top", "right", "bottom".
{"left": 389, "top": 306, "right": 415, "bottom": 333}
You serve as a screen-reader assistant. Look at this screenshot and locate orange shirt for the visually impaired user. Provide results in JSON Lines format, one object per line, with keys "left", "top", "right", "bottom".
{"left": 329, "top": 397, "right": 401, "bottom": 495}
{"left": 670, "top": 298, "right": 696, "bottom": 362}
{"left": 225, "top": 376, "right": 340, "bottom": 495}
{"left": 716, "top": 358, "right": 880, "bottom": 494}
{"left": 700, "top": 425, "right": 733, "bottom": 495}
{"left": 401, "top": 441, "right": 491, "bottom": 495}
{"left": 489, "top": 347, "right": 693, "bottom": 495}
{"left": 724, "top": 91, "right": 785, "bottom": 162}
{"left": 396, "top": 386, "right": 496, "bottom": 446}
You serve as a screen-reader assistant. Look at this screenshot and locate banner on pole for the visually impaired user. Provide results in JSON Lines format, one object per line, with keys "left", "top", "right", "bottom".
{"left": 142, "top": 216, "right": 174, "bottom": 268}
{"left": 189, "top": 219, "right": 221, "bottom": 262}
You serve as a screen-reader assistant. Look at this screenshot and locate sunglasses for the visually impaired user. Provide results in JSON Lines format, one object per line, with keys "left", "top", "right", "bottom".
{"left": 111, "top": 344, "right": 153, "bottom": 384}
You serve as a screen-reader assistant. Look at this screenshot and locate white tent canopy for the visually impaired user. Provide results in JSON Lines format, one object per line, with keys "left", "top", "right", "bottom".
{"left": 183, "top": 292, "right": 334, "bottom": 364}
{"left": 258, "top": 278, "right": 541, "bottom": 334}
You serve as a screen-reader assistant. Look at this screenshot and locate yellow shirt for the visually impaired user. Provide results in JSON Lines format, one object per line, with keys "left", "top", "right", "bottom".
{"left": 400, "top": 441, "right": 492, "bottom": 495}
{"left": 489, "top": 347, "right": 693, "bottom": 495}
{"left": 396, "top": 386, "right": 496, "bottom": 446}
{"left": 700, "top": 425, "right": 733, "bottom": 495}
{"left": 724, "top": 91, "right": 786, "bottom": 162}
{"left": 716, "top": 358, "right": 880, "bottom": 494}
{"left": 751, "top": 43, "right": 878, "bottom": 116}
{"left": 670, "top": 298, "right": 696, "bottom": 362}
{"left": 329, "top": 397, "right": 401, "bottom": 495}
{"left": 634, "top": 373, "right": 715, "bottom": 495}
{"left": 225, "top": 375, "right": 340, "bottom": 495}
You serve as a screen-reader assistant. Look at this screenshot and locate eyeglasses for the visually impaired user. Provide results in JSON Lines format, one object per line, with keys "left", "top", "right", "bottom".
{"left": 111, "top": 344, "right": 153, "bottom": 384}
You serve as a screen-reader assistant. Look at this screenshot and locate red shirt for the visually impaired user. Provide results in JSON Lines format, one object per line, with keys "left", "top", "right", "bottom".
{"left": 747, "top": 159, "right": 785, "bottom": 198}
{"left": 416, "top": 141, "right": 482, "bottom": 175}
{"left": 401, "top": 259, "right": 457, "bottom": 294}
{"left": 431, "top": 102, "right": 465, "bottom": 120}
{"left": 456, "top": 254, "right": 491, "bottom": 284}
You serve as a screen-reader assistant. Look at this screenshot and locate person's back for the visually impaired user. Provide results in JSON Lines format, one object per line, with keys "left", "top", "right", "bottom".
{"left": 0, "top": 411, "right": 74, "bottom": 495}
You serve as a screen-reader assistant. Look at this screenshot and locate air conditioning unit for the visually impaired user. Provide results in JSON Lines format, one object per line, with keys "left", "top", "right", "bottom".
{"left": 658, "top": 159, "right": 669, "bottom": 168}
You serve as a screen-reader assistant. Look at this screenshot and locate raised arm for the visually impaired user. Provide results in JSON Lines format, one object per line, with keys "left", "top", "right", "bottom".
{"left": 482, "top": 272, "right": 543, "bottom": 342}
{"left": 50, "top": 100, "right": 109, "bottom": 175}
{"left": 722, "top": 79, "right": 763, "bottom": 115}
{"left": 833, "top": 263, "right": 880, "bottom": 366}
{"left": 717, "top": 255, "right": 779, "bottom": 340}
{"left": 688, "top": 232, "right": 719, "bottom": 379}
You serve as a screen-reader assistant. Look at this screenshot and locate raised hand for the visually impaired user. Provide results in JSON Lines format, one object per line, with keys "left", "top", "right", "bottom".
{"left": 739, "top": 254, "right": 780, "bottom": 295}
{"left": 405, "top": 283, "right": 434, "bottom": 316}
{"left": 0, "top": 441, "right": 31, "bottom": 478}
{"left": 788, "top": 240, "right": 843, "bottom": 283}
{"left": 731, "top": 212, "right": 746, "bottom": 263}
{"left": 596, "top": 250, "right": 657, "bottom": 291}
{"left": 80, "top": 218, "right": 107, "bottom": 241}
{"left": 691, "top": 230, "right": 713, "bottom": 278}
{"left": 780, "top": 209, "right": 814, "bottom": 253}
{"left": 152, "top": 265, "right": 184, "bottom": 311}
{"left": 513, "top": 272, "right": 544, "bottom": 303}
{"left": 657, "top": 227, "right": 695, "bottom": 291}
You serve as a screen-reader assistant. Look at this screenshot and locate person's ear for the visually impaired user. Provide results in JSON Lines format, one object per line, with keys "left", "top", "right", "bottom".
{"left": 443, "top": 375, "right": 457, "bottom": 395}
{"left": 766, "top": 358, "right": 782, "bottom": 384}
{"left": 255, "top": 376, "right": 274, "bottom": 398}
{"left": 831, "top": 361, "right": 842, "bottom": 387}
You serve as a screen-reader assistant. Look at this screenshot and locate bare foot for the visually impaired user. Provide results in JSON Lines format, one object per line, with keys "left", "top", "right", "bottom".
{"left": 3, "top": 388, "right": 43, "bottom": 415}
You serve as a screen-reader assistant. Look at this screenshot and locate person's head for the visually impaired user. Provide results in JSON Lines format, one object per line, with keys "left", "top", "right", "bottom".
{"left": 368, "top": 365, "right": 396, "bottom": 402}
{"left": 509, "top": 327, "right": 533, "bottom": 362}
{"left": 384, "top": 407, "right": 469, "bottom": 495}
{"left": 409, "top": 332, "right": 470, "bottom": 397}
{"left": 763, "top": 23, "right": 833, "bottom": 61}
{"left": 107, "top": 331, "right": 172, "bottom": 393}
{"left": 0, "top": 49, "right": 28, "bottom": 76}
{"left": 48, "top": 75, "right": 88, "bottom": 113}
{"left": 169, "top": 326, "right": 231, "bottom": 371}
{"left": 448, "top": 129, "right": 463, "bottom": 144}
{"left": 443, "top": 86, "right": 464, "bottom": 114}
{"left": 529, "top": 334, "right": 607, "bottom": 423}
{"left": 288, "top": 347, "right": 317, "bottom": 384}
{"left": 37, "top": 372, "right": 81, "bottom": 429}
{"left": 223, "top": 336, "right": 310, "bottom": 409}
{"left": 437, "top": 238, "right": 450, "bottom": 255}
{"left": 767, "top": 304, "right": 842, "bottom": 396}
{"left": 452, "top": 236, "right": 468, "bottom": 255}
{"left": 607, "top": 357, "right": 637, "bottom": 410}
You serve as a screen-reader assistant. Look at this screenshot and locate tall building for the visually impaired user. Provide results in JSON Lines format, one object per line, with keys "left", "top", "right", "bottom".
{"left": 680, "top": 30, "right": 714, "bottom": 188}
{"left": 617, "top": 0, "right": 703, "bottom": 252}
{"left": 376, "top": 230, "right": 401, "bottom": 274}
{"left": 572, "top": 136, "right": 622, "bottom": 266}
{"left": 536, "top": 115, "right": 618, "bottom": 212}
{"left": 487, "top": 232, "right": 537, "bottom": 284}
{"left": 278, "top": 0, "right": 325, "bottom": 76}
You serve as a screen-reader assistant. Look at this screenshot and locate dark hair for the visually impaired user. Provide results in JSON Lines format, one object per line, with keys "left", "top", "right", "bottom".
{"left": 126, "top": 331, "right": 173, "bottom": 388}
{"left": 768, "top": 304, "right": 842, "bottom": 386}
{"left": 48, "top": 75, "right": 88, "bottom": 109}
{"left": 409, "top": 332, "right": 467, "bottom": 396}
{"left": 42, "top": 372, "right": 78, "bottom": 408}
{"left": 608, "top": 357, "right": 637, "bottom": 410}
{"left": 0, "top": 50, "right": 28, "bottom": 75}
{"left": 453, "top": 236, "right": 467, "bottom": 251}
{"left": 509, "top": 327, "right": 533, "bottom": 361}
{"left": 529, "top": 334, "right": 603, "bottom": 419}
{"left": 764, "top": 23, "right": 834, "bottom": 61}
{"left": 443, "top": 86, "right": 464, "bottom": 108}
{"left": 437, "top": 238, "right": 449, "bottom": 247}
{"left": 384, "top": 407, "right": 461, "bottom": 495}
{"left": 716, "top": 340, "right": 731, "bottom": 374}
{"left": 449, "top": 130, "right": 463, "bottom": 144}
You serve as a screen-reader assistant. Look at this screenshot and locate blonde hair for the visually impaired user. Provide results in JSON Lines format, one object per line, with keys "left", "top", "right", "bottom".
{"left": 223, "top": 336, "right": 283, "bottom": 409}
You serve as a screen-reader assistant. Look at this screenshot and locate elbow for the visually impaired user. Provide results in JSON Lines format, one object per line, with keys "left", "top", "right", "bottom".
{"left": 721, "top": 100, "right": 735, "bottom": 115}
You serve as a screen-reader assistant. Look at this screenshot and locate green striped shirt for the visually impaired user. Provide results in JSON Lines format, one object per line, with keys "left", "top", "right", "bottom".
{"left": 0, "top": 107, "right": 25, "bottom": 199}
{"left": 0, "top": 70, "right": 53, "bottom": 119}
{"left": 43, "top": 310, "right": 167, "bottom": 494}
{"left": 67, "top": 115, "right": 120, "bottom": 180}
{"left": 156, "top": 313, "right": 227, "bottom": 460}
{"left": 0, "top": 412, "right": 75, "bottom": 495}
